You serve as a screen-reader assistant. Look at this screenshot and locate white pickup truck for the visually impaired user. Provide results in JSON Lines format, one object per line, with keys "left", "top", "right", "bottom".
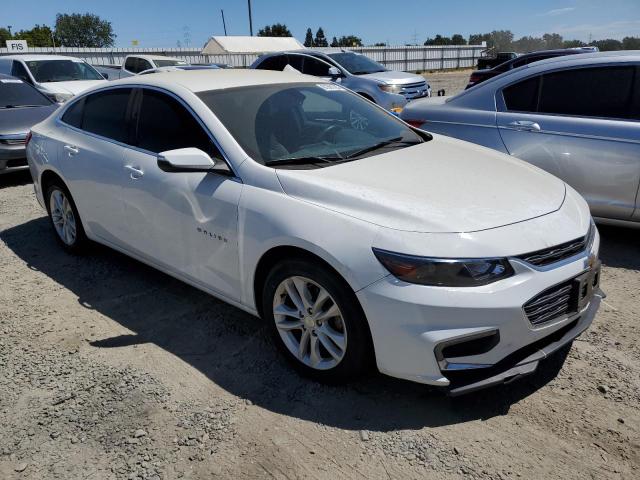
{"left": 93, "top": 54, "right": 188, "bottom": 80}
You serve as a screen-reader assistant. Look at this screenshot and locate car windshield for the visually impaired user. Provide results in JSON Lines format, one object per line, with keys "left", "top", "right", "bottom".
{"left": 0, "top": 78, "right": 52, "bottom": 108}
{"left": 154, "top": 59, "right": 187, "bottom": 67}
{"left": 327, "top": 53, "right": 387, "bottom": 75}
{"left": 26, "top": 60, "right": 103, "bottom": 83}
{"left": 197, "top": 83, "right": 425, "bottom": 167}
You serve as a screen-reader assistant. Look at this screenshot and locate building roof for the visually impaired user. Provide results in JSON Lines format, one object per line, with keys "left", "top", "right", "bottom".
{"left": 201, "top": 36, "right": 304, "bottom": 55}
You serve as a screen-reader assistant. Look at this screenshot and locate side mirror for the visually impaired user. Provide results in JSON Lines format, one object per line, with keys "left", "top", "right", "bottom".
{"left": 328, "top": 66, "right": 342, "bottom": 79}
{"left": 157, "top": 148, "right": 217, "bottom": 173}
{"left": 101, "top": 72, "right": 109, "bottom": 80}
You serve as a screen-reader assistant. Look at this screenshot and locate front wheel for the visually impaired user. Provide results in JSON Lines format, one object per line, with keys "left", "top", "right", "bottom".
{"left": 262, "top": 259, "right": 373, "bottom": 383}
{"left": 46, "top": 183, "right": 88, "bottom": 253}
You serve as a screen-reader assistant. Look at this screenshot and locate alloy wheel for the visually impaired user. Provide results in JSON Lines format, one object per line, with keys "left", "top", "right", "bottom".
{"left": 49, "top": 189, "right": 77, "bottom": 246}
{"left": 272, "top": 276, "right": 347, "bottom": 370}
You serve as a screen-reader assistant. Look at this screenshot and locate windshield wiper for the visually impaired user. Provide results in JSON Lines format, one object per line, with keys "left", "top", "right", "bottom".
{"left": 265, "top": 155, "right": 342, "bottom": 166}
{"left": 343, "top": 137, "right": 422, "bottom": 160}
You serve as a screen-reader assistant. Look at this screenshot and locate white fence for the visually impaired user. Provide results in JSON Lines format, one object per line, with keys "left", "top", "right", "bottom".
{"left": 0, "top": 45, "right": 486, "bottom": 71}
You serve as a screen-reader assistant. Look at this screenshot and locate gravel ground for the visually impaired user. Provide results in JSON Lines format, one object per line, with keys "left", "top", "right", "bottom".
{"left": 1, "top": 164, "right": 639, "bottom": 480}
{"left": 423, "top": 69, "right": 473, "bottom": 96}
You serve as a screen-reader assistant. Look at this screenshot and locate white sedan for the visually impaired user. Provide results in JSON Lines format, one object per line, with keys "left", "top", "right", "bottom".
{"left": 26, "top": 70, "right": 603, "bottom": 394}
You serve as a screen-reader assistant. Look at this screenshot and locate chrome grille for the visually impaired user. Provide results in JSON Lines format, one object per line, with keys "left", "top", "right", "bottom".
{"left": 524, "top": 280, "right": 574, "bottom": 325}
{"left": 0, "top": 138, "right": 26, "bottom": 146}
{"left": 399, "top": 81, "right": 429, "bottom": 100}
{"left": 517, "top": 235, "right": 587, "bottom": 267}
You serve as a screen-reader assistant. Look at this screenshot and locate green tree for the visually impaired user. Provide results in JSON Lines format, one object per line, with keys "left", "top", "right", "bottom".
{"left": 468, "top": 33, "right": 491, "bottom": 46}
{"left": 450, "top": 34, "right": 466, "bottom": 45}
{"left": 622, "top": 36, "right": 640, "bottom": 49}
{"left": 330, "top": 36, "right": 339, "bottom": 47}
{"left": 424, "top": 34, "right": 451, "bottom": 46}
{"left": 336, "top": 35, "right": 362, "bottom": 47}
{"left": 13, "top": 24, "right": 54, "bottom": 47}
{"left": 314, "top": 27, "right": 328, "bottom": 47}
{"left": 257, "top": 23, "right": 292, "bottom": 37}
{"left": 469, "top": 30, "right": 513, "bottom": 51}
{"left": 373, "top": 42, "right": 386, "bottom": 46}
{"left": 563, "top": 39, "right": 586, "bottom": 48}
{"left": 592, "top": 38, "right": 623, "bottom": 51}
{"left": 542, "top": 33, "right": 564, "bottom": 49}
{"left": 512, "top": 35, "right": 545, "bottom": 52}
{"left": 0, "top": 27, "right": 11, "bottom": 44}
{"left": 54, "top": 13, "right": 115, "bottom": 47}
{"left": 303, "top": 28, "right": 314, "bottom": 47}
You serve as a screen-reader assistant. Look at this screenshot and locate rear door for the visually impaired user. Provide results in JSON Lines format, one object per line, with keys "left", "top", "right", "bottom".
{"left": 496, "top": 64, "right": 640, "bottom": 220}
{"left": 120, "top": 87, "right": 243, "bottom": 298}
{"left": 56, "top": 87, "right": 135, "bottom": 244}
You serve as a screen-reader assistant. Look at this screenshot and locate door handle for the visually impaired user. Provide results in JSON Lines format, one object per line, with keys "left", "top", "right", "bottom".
{"left": 508, "top": 120, "right": 541, "bottom": 132}
{"left": 63, "top": 144, "right": 79, "bottom": 156}
{"left": 124, "top": 165, "right": 144, "bottom": 179}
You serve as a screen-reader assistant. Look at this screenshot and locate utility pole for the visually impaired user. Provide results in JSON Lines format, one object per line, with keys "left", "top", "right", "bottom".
{"left": 221, "top": 9, "right": 227, "bottom": 35}
{"left": 247, "top": 0, "right": 253, "bottom": 36}
{"left": 7, "top": 25, "right": 12, "bottom": 36}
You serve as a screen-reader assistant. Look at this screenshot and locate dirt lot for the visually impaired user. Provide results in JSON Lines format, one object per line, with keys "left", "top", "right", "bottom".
{"left": 422, "top": 69, "right": 474, "bottom": 95}
{"left": 1, "top": 151, "right": 639, "bottom": 477}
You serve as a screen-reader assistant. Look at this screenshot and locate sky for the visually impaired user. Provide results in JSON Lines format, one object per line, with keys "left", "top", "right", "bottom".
{"left": 3, "top": 0, "right": 640, "bottom": 48}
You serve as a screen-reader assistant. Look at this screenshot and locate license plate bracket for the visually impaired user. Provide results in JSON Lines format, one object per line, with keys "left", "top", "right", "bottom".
{"left": 572, "top": 262, "right": 601, "bottom": 312}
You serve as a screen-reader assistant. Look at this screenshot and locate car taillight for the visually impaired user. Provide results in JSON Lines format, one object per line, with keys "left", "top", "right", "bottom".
{"left": 25, "top": 131, "right": 32, "bottom": 146}
{"left": 405, "top": 120, "right": 425, "bottom": 128}
{"left": 469, "top": 74, "right": 480, "bottom": 83}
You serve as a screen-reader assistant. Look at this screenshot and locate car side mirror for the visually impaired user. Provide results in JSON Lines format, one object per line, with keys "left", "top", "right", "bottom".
{"left": 328, "top": 66, "right": 342, "bottom": 79}
{"left": 101, "top": 72, "right": 109, "bottom": 80}
{"left": 157, "top": 148, "right": 217, "bottom": 173}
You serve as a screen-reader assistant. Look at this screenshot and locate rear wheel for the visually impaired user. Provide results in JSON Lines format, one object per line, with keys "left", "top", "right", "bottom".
{"left": 262, "top": 259, "right": 372, "bottom": 383}
{"left": 46, "top": 183, "right": 88, "bottom": 253}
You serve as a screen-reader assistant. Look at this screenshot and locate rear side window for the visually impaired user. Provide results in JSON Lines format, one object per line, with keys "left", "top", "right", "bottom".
{"left": 256, "top": 55, "right": 287, "bottom": 71}
{"left": 302, "top": 57, "right": 332, "bottom": 76}
{"left": 539, "top": 66, "right": 635, "bottom": 120}
{"left": 124, "top": 57, "right": 137, "bottom": 73}
{"left": 81, "top": 88, "right": 132, "bottom": 142}
{"left": 61, "top": 98, "right": 85, "bottom": 127}
{"left": 135, "top": 89, "right": 221, "bottom": 158}
{"left": 11, "top": 61, "right": 32, "bottom": 83}
{"left": 286, "top": 55, "right": 304, "bottom": 71}
{"left": 503, "top": 76, "right": 540, "bottom": 112}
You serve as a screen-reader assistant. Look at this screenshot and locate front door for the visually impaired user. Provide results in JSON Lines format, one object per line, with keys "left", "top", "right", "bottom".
{"left": 120, "top": 87, "right": 243, "bottom": 299}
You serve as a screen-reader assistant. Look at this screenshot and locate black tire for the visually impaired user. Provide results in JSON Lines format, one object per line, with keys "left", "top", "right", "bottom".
{"left": 45, "top": 182, "right": 89, "bottom": 254}
{"left": 262, "top": 258, "right": 373, "bottom": 383}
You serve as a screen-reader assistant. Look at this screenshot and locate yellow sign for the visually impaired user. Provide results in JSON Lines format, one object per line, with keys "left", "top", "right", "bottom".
{"left": 131, "top": 40, "right": 139, "bottom": 46}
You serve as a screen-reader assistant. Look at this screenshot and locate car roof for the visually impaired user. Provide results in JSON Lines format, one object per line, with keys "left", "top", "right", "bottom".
{"left": 2, "top": 54, "right": 89, "bottom": 61}
{"left": 106, "top": 69, "right": 323, "bottom": 93}
{"left": 132, "top": 54, "right": 185, "bottom": 61}
{"left": 518, "top": 49, "right": 640, "bottom": 69}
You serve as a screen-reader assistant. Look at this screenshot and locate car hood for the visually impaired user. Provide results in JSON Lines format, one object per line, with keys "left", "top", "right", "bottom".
{"left": 276, "top": 135, "right": 566, "bottom": 233}
{"left": 357, "top": 70, "right": 426, "bottom": 85}
{"left": 0, "top": 104, "right": 59, "bottom": 135}
{"left": 39, "top": 80, "right": 107, "bottom": 95}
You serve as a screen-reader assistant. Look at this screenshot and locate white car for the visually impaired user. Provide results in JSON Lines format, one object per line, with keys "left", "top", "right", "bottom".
{"left": 0, "top": 55, "right": 107, "bottom": 103}
{"left": 26, "top": 70, "right": 603, "bottom": 394}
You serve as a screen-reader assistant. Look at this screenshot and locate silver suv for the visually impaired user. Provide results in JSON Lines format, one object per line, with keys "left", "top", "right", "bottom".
{"left": 251, "top": 50, "right": 430, "bottom": 112}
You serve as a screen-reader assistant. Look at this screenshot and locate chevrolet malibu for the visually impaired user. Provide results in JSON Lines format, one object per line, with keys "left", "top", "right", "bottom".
{"left": 27, "top": 70, "right": 603, "bottom": 394}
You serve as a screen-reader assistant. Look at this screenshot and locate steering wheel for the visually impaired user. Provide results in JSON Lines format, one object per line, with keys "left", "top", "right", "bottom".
{"left": 318, "top": 124, "right": 342, "bottom": 142}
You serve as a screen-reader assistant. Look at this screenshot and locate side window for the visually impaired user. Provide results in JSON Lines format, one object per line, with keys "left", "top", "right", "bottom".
{"left": 135, "top": 89, "right": 221, "bottom": 159}
{"left": 503, "top": 76, "right": 540, "bottom": 113}
{"left": 124, "top": 57, "right": 137, "bottom": 73}
{"left": 61, "top": 97, "right": 85, "bottom": 128}
{"left": 11, "top": 61, "right": 32, "bottom": 83}
{"left": 256, "top": 55, "right": 287, "bottom": 71}
{"left": 81, "top": 88, "right": 133, "bottom": 142}
{"left": 139, "top": 59, "right": 152, "bottom": 72}
{"left": 539, "top": 66, "right": 635, "bottom": 119}
{"left": 285, "top": 55, "right": 304, "bottom": 72}
{"left": 302, "top": 57, "right": 332, "bottom": 77}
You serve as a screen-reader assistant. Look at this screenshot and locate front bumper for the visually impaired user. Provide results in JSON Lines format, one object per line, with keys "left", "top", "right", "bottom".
{"left": 356, "top": 232, "right": 602, "bottom": 391}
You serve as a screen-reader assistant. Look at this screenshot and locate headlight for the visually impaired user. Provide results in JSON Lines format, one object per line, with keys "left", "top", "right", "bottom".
{"left": 49, "top": 92, "right": 74, "bottom": 103}
{"left": 372, "top": 248, "right": 514, "bottom": 287}
{"left": 378, "top": 83, "right": 403, "bottom": 94}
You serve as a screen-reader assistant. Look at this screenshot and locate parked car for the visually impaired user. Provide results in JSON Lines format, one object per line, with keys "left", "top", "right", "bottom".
{"left": 0, "top": 55, "right": 107, "bottom": 103}
{"left": 93, "top": 55, "right": 188, "bottom": 80}
{"left": 27, "top": 69, "right": 602, "bottom": 394}
{"left": 467, "top": 48, "right": 594, "bottom": 89}
{"left": 401, "top": 51, "right": 640, "bottom": 227}
{"left": 0, "top": 74, "right": 58, "bottom": 174}
{"left": 251, "top": 50, "right": 430, "bottom": 113}
{"left": 139, "top": 65, "right": 220, "bottom": 75}
{"left": 477, "top": 52, "right": 518, "bottom": 70}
